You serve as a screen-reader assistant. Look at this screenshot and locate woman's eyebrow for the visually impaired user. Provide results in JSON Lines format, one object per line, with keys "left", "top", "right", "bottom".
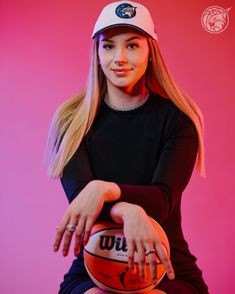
{"left": 100, "top": 38, "right": 114, "bottom": 43}
{"left": 100, "top": 36, "right": 142, "bottom": 42}
{"left": 125, "top": 36, "right": 142, "bottom": 41}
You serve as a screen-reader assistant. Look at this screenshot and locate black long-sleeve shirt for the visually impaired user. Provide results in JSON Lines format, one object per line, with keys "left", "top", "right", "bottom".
{"left": 60, "top": 93, "right": 208, "bottom": 292}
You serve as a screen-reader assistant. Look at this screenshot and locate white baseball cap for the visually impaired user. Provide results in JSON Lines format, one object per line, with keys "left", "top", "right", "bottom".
{"left": 92, "top": 1, "right": 158, "bottom": 40}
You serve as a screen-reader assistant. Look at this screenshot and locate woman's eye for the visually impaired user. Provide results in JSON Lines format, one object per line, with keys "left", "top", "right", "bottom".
{"left": 103, "top": 44, "right": 114, "bottom": 50}
{"left": 127, "top": 43, "right": 138, "bottom": 49}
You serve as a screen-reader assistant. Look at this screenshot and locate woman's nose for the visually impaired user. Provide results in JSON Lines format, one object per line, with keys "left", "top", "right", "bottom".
{"left": 114, "top": 47, "right": 127, "bottom": 65}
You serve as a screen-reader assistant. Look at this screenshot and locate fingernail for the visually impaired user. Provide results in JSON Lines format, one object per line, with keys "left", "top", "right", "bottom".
{"left": 169, "top": 272, "right": 175, "bottom": 279}
{"left": 74, "top": 248, "right": 80, "bottom": 256}
{"left": 63, "top": 250, "right": 67, "bottom": 257}
{"left": 53, "top": 245, "right": 58, "bottom": 251}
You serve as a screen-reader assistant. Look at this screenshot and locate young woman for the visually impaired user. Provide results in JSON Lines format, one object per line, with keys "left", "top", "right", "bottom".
{"left": 46, "top": 1, "right": 209, "bottom": 293}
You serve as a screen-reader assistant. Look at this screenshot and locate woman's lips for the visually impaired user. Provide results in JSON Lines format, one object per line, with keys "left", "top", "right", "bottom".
{"left": 111, "top": 68, "right": 132, "bottom": 76}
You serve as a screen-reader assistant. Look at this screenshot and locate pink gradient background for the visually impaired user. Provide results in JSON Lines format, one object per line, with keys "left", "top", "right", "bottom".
{"left": 0, "top": 0, "right": 234, "bottom": 293}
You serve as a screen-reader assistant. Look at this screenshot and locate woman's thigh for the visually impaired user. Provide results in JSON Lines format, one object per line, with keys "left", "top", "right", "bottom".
{"left": 157, "top": 279, "right": 197, "bottom": 294}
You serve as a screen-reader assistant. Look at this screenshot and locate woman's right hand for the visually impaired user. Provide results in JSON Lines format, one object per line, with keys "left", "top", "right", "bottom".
{"left": 53, "top": 180, "right": 120, "bottom": 257}
{"left": 110, "top": 202, "right": 175, "bottom": 284}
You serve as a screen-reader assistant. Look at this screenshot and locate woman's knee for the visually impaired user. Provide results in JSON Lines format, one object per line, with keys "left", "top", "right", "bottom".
{"left": 84, "top": 287, "right": 110, "bottom": 294}
{"left": 84, "top": 287, "right": 166, "bottom": 294}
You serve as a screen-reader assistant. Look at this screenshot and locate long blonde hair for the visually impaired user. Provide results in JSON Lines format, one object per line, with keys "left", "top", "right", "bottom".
{"left": 45, "top": 37, "right": 205, "bottom": 177}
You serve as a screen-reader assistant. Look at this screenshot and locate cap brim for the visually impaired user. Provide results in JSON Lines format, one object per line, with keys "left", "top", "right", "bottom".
{"left": 92, "top": 23, "right": 154, "bottom": 39}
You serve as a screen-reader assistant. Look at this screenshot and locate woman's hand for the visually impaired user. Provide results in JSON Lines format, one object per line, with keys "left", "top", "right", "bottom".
{"left": 53, "top": 180, "right": 121, "bottom": 256}
{"left": 110, "top": 202, "right": 175, "bottom": 284}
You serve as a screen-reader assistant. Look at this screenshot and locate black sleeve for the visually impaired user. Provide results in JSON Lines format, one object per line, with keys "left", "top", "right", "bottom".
{"left": 60, "top": 139, "right": 113, "bottom": 221}
{"left": 116, "top": 111, "right": 198, "bottom": 223}
{"left": 60, "top": 140, "right": 94, "bottom": 203}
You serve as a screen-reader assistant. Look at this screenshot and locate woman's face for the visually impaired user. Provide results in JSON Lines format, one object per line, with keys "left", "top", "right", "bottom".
{"left": 98, "top": 27, "right": 149, "bottom": 91}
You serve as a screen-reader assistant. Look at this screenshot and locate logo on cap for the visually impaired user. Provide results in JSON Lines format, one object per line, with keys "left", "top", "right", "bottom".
{"left": 115, "top": 3, "right": 137, "bottom": 19}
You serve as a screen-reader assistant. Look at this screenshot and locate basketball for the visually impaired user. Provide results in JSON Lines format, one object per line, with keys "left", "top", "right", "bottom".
{"left": 83, "top": 218, "right": 170, "bottom": 293}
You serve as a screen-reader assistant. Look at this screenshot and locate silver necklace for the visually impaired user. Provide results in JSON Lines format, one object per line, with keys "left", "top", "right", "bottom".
{"left": 104, "top": 91, "right": 150, "bottom": 111}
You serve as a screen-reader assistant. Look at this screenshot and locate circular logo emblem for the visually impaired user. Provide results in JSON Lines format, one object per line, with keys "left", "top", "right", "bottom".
{"left": 201, "top": 6, "right": 231, "bottom": 34}
{"left": 115, "top": 3, "right": 137, "bottom": 19}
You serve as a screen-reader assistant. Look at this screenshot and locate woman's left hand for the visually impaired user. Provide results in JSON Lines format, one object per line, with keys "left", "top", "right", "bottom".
{"left": 53, "top": 180, "right": 120, "bottom": 256}
{"left": 110, "top": 202, "right": 175, "bottom": 284}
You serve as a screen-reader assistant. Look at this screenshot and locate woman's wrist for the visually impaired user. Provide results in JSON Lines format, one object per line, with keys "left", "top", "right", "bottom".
{"left": 88, "top": 180, "right": 121, "bottom": 202}
{"left": 110, "top": 202, "right": 144, "bottom": 224}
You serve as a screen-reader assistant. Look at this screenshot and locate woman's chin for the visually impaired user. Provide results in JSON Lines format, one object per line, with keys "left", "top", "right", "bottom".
{"left": 108, "top": 78, "right": 135, "bottom": 90}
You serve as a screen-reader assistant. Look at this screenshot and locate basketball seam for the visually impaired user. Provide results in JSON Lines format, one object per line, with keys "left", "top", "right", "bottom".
{"left": 84, "top": 249, "right": 162, "bottom": 265}
{"left": 90, "top": 226, "right": 123, "bottom": 237}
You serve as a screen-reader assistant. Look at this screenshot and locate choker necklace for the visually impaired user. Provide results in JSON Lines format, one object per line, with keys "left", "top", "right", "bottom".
{"left": 104, "top": 90, "right": 150, "bottom": 112}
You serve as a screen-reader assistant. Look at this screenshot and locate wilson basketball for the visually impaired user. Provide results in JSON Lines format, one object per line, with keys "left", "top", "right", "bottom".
{"left": 83, "top": 218, "right": 170, "bottom": 293}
